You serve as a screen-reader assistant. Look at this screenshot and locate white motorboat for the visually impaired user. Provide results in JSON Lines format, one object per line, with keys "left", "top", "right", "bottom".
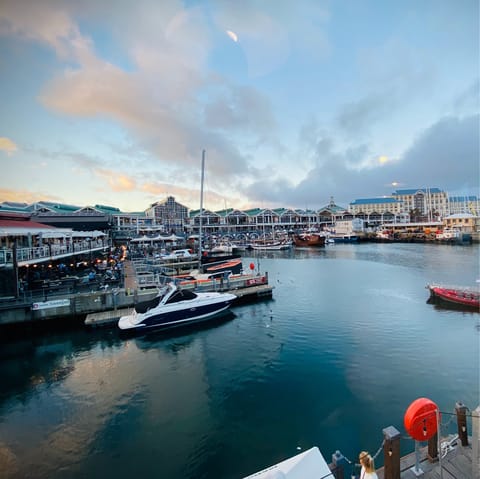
{"left": 118, "top": 282, "right": 236, "bottom": 332}
{"left": 242, "top": 446, "right": 334, "bottom": 478}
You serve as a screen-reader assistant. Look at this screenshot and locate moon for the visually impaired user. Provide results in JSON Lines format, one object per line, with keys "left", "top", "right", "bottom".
{"left": 226, "top": 30, "right": 238, "bottom": 42}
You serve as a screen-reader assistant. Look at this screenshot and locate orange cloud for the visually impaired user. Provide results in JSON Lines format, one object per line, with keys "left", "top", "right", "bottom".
{"left": 0, "top": 188, "right": 61, "bottom": 204}
{"left": 95, "top": 169, "right": 136, "bottom": 192}
{"left": 0, "top": 137, "right": 18, "bottom": 155}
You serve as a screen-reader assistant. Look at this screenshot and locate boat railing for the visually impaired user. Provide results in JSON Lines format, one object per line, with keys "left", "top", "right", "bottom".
{"left": 427, "top": 283, "right": 480, "bottom": 294}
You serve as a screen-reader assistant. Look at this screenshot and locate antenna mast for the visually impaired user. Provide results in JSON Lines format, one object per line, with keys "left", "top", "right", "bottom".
{"left": 198, "top": 150, "right": 205, "bottom": 262}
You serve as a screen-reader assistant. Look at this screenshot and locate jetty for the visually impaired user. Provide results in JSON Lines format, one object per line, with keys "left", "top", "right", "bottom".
{"left": 328, "top": 402, "right": 479, "bottom": 479}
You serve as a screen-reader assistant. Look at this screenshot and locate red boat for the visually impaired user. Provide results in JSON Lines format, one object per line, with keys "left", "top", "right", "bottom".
{"left": 427, "top": 284, "right": 480, "bottom": 311}
{"left": 293, "top": 234, "right": 326, "bottom": 247}
{"left": 204, "top": 258, "right": 243, "bottom": 275}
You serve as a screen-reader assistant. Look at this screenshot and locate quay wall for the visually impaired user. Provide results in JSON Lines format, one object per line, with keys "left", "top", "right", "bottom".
{"left": 0, "top": 288, "right": 157, "bottom": 326}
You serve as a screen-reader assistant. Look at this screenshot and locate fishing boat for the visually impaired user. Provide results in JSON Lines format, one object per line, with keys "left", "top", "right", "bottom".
{"left": 427, "top": 284, "right": 479, "bottom": 311}
{"left": 118, "top": 282, "right": 237, "bottom": 331}
{"left": 293, "top": 233, "right": 326, "bottom": 247}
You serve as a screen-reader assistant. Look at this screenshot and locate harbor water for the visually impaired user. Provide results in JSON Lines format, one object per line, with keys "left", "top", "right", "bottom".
{"left": 0, "top": 243, "right": 479, "bottom": 479}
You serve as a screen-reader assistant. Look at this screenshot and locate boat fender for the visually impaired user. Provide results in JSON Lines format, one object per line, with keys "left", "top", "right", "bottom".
{"left": 404, "top": 397, "right": 440, "bottom": 441}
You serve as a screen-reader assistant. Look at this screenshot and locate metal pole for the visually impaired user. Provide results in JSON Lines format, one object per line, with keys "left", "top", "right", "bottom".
{"left": 414, "top": 441, "right": 422, "bottom": 475}
{"left": 437, "top": 407, "right": 443, "bottom": 479}
{"left": 198, "top": 149, "right": 205, "bottom": 262}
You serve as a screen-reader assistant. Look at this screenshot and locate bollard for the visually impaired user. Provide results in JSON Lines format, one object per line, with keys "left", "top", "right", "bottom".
{"left": 427, "top": 431, "right": 438, "bottom": 462}
{"left": 383, "top": 426, "right": 401, "bottom": 479}
{"left": 456, "top": 401, "right": 469, "bottom": 446}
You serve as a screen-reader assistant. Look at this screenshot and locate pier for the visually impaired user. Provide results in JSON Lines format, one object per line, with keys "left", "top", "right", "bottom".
{"left": 329, "top": 403, "right": 479, "bottom": 479}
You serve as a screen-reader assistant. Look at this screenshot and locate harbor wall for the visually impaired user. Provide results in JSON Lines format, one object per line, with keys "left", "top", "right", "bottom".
{"left": 0, "top": 288, "right": 157, "bottom": 326}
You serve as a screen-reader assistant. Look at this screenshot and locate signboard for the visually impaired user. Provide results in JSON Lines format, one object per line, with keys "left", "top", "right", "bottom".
{"left": 246, "top": 276, "right": 267, "bottom": 286}
{"left": 32, "top": 299, "right": 71, "bottom": 310}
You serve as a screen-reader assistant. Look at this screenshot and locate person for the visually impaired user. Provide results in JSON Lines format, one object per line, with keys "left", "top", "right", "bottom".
{"left": 358, "top": 451, "right": 378, "bottom": 479}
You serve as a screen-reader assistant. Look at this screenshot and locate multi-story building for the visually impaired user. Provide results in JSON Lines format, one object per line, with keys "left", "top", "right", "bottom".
{"left": 448, "top": 196, "right": 479, "bottom": 216}
{"left": 391, "top": 188, "right": 448, "bottom": 220}
{"left": 144, "top": 196, "right": 189, "bottom": 233}
{"left": 348, "top": 197, "right": 404, "bottom": 220}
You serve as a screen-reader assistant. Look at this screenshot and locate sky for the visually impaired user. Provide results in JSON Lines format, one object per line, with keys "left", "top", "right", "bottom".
{"left": 0, "top": 0, "right": 478, "bottom": 213}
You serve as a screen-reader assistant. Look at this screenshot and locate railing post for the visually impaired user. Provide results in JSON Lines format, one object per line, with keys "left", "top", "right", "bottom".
{"left": 472, "top": 406, "right": 480, "bottom": 479}
{"left": 383, "top": 426, "right": 401, "bottom": 479}
{"left": 330, "top": 450, "right": 345, "bottom": 479}
{"left": 456, "top": 401, "right": 469, "bottom": 446}
{"left": 427, "top": 431, "right": 438, "bottom": 462}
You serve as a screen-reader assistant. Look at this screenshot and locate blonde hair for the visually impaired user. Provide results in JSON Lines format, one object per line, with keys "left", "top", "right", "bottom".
{"left": 359, "top": 451, "right": 375, "bottom": 473}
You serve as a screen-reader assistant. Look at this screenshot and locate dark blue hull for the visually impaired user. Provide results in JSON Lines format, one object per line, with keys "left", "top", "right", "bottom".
{"left": 139, "top": 300, "right": 233, "bottom": 330}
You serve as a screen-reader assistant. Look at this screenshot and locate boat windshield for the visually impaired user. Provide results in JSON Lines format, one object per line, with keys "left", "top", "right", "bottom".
{"left": 134, "top": 294, "right": 161, "bottom": 314}
{"left": 165, "top": 289, "right": 198, "bottom": 304}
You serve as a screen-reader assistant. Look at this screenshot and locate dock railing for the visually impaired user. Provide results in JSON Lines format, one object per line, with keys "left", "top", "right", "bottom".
{"left": 329, "top": 401, "right": 479, "bottom": 479}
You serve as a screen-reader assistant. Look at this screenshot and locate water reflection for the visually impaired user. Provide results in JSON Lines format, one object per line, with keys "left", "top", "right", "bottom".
{"left": 132, "top": 310, "right": 236, "bottom": 353}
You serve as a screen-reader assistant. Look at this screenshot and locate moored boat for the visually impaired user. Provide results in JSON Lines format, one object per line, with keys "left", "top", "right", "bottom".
{"left": 203, "top": 258, "right": 243, "bottom": 275}
{"left": 427, "top": 284, "right": 479, "bottom": 311}
{"left": 250, "top": 240, "right": 292, "bottom": 250}
{"left": 330, "top": 234, "right": 359, "bottom": 243}
{"left": 293, "top": 233, "right": 326, "bottom": 247}
{"left": 118, "top": 283, "right": 237, "bottom": 332}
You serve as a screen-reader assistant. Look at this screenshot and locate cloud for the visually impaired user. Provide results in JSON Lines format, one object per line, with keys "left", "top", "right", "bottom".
{"left": 392, "top": 114, "right": 480, "bottom": 192}
{"left": 94, "top": 168, "right": 137, "bottom": 192}
{"left": 0, "top": 187, "right": 61, "bottom": 204}
{"left": 0, "top": 137, "right": 18, "bottom": 155}
{"left": 245, "top": 113, "right": 480, "bottom": 208}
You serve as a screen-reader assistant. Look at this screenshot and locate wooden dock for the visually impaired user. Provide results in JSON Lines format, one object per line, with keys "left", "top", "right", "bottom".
{"left": 329, "top": 404, "right": 480, "bottom": 479}
{"left": 84, "top": 307, "right": 134, "bottom": 327}
{"left": 376, "top": 438, "right": 475, "bottom": 479}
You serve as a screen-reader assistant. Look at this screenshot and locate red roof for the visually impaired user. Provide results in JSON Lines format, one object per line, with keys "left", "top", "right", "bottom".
{"left": 0, "top": 219, "right": 54, "bottom": 229}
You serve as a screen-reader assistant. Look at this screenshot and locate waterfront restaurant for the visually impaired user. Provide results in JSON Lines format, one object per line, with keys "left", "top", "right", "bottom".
{"left": 0, "top": 212, "right": 109, "bottom": 299}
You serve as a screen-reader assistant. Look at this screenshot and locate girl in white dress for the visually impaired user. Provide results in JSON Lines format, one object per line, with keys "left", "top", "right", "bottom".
{"left": 359, "top": 451, "right": 378, "bottom": 479}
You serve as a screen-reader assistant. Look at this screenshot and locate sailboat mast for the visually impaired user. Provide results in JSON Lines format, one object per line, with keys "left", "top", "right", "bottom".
{"left": 198, "top": 149, "right": 205, "bottom": 262}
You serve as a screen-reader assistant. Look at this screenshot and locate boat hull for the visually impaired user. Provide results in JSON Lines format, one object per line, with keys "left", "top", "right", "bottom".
{"left": 119, "top": 294, "right": 237, "bottom": 331}
{"left": 330, "top": 235, "right": 359, "bottom": 243}
{"left": 427, "top": 285, "right": 479, "bottom": 311}
{"left": 293, "top": 234, "right": 326, "bottom": 247}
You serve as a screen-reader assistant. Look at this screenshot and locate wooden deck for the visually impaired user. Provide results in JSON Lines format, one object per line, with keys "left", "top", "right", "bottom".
{"left": 375, "top": 436, "right": 476, "bottom": 479}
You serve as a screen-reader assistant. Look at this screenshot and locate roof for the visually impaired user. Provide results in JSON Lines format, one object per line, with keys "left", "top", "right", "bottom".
{"left": 36, "top": 201, "right": 82, "bottom": 212}
{"left": 215, "top": 208, "right": 234, "bottom": 217}
{"left": 445, "top": 213, "right": 476, "bottom": 219}
{"left": 92, "top": 204, "right": 121, "bottom": 213}
{"left": 0, "top": 219, "right": 54, "bottom": 229}
{"left": 0, "top": 218, "right": 63, "bottom": 237}
{"left": 449, "top": 196, "right": 478, "bottom": 202}
{"left": 393, "top": 188, "right": 443, "bottom": 195}
{"left": 350, "top": 197, "right": 402, "bottom": 205}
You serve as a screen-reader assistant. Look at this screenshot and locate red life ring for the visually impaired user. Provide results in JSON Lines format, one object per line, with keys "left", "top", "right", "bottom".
{"left": 404, "top": 397, "right": 440, "bottom": 441}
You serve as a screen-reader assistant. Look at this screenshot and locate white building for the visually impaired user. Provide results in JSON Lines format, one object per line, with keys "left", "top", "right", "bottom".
{"left": 392, "top": 188, "right": 448, "bottom": 219}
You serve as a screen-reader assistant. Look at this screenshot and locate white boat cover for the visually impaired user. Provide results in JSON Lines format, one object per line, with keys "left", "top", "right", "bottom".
{"left": 243, "top": 446, "right": 334, "bottom": 479}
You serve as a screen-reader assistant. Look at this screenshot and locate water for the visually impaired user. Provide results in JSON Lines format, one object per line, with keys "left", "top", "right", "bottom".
{"left": 0, "top": 243, "right": 479, "bottom": 479}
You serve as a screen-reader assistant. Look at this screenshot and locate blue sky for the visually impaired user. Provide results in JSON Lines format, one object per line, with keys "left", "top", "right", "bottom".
{"left": 0, "top": 0, "right": 478, "bottom": 213}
